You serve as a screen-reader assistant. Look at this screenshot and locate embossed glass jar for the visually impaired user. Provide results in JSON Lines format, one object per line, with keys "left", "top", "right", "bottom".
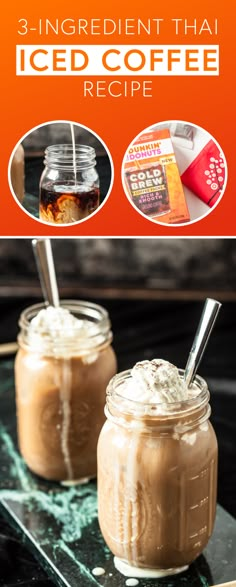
{"left": 15, "top": 300, "right": 117, "bottom": 481}
{"left": 39, "top": 145, "right": 100, "bottom": 224}
{"left": 97, "top": 369, "right": 218, "bottom": 577}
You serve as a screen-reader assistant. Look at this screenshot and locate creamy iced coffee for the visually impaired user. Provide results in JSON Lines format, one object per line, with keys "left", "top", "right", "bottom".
{"left": 97, "top": 359, "right": 218, "bottom": 577}
{"left": 15, "top": 301, "right": 117, "bottom": 481}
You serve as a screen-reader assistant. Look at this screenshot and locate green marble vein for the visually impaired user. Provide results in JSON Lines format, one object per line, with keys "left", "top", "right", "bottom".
{"left": 198, "top": 577, "right": 209, "bottom": 587}
{"left": 0, "top": 425, "right": 98, "bottom": 551}
{"left": 0, "top": 485, "right": 98, "bottom": 542}
{"left": 0, "top": 424, "right": 34, "bottom": 491}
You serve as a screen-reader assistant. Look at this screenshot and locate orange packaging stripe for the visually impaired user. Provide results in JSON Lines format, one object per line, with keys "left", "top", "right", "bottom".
{"left": 124, "top": 128, "right": 190, "bottom": 224}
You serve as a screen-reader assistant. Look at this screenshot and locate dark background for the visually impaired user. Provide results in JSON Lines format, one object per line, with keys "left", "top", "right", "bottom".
{"left": 0, "top": 237, "right": 235, "bottom": 586}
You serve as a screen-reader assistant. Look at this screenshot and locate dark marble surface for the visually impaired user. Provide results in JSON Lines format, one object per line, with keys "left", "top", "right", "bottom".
{"left": 0, "top": 358, "right": 236, "bottom": 587}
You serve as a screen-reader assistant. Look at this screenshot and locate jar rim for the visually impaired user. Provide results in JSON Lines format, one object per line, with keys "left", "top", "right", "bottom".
{"left": 106, "top": 368, "right": 209, "bottom": 418}
{"left": 18, "top": 300, "right": 112, "bottom": 355}
{"left": 44, "top": 144, "right": 97, "bottom": 171}
{"left": 19, "top": 299, "right": 110, "bottom": 330}
{"left": 45, "top": 144, "right": 95, "bottom": 157}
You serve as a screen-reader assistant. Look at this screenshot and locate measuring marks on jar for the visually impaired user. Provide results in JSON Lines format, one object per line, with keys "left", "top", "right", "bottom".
{"left": 180, "top": 458, "right": 217, "bottom": 550}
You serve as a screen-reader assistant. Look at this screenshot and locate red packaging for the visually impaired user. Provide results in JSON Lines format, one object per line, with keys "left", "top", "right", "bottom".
{"left": 181, "top": 140, "right": 226, "bottom": 208}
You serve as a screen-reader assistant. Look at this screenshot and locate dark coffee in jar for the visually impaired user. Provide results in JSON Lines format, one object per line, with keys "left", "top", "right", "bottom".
{"left": 40, "top": 182, "right": 100, "bottom": 224}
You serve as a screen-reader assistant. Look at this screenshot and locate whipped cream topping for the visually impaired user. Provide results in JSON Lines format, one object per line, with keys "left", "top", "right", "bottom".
{"left": 27, "top": 305, "right": 98, "bottom": 357}
{"left": 30, "top": 306, "right": 94, "bottom": 338}
{"left": 120, "top": 359, "right": 190, "bottom": 404}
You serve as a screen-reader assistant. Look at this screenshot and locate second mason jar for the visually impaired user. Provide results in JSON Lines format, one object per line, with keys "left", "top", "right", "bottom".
{"left": 15, "top": 300, "right": 117, "bottom": 481}
{"left": 39, "top": 145, "right": 100, "bottom": 224}
{"left": 97, "top": 369, "right": 218, "bottom": 576}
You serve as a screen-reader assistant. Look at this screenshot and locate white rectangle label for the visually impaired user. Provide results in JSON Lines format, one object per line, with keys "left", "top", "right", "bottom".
{"left": 16, "top": 45, "right": 219, "bottom": 76}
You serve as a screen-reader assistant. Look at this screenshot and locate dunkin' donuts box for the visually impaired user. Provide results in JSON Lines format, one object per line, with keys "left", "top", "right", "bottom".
{"left": 123, "top": 129, "right": 190, "bottom": 224}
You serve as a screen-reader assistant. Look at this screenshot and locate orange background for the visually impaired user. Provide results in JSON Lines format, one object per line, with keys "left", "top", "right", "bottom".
{"left": 0, "top": 0, "right": 234, "bottom": 236}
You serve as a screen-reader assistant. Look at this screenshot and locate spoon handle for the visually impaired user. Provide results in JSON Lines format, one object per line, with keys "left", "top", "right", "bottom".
{"left": 184, "top": 298, "right": 221, "bottom": 387}
{"left": 32, "top": 238, "right": 59, "bottom": 307}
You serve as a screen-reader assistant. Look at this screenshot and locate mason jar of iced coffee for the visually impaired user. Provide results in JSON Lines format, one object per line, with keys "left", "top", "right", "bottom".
{"left": 39, "top": 145, "right": 100, "bottom": 224}
{"left": 15, "top": 300, "right": 117, "bottom": 481}
{"left": 98, "top": 359, "right": 218, "bottom": 578}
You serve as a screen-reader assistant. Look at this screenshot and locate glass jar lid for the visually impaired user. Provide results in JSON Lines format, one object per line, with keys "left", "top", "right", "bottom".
{"left": 44, "top": 145, "right": 97, "bottom": 171}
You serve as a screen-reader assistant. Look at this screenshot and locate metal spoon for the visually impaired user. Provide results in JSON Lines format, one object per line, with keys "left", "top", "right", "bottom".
{"left": 184, "top": 298, "right": 221, "bottom": 387}
{"left": 32, "top": 238, "right": 59, "bottom": 307}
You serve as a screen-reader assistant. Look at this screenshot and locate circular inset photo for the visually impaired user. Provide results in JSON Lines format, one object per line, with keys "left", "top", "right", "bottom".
{"left": 9, "top": 121, "right": 113, "bottom": 226}
{"left": 122, "top": 120, "right": 227, "bottom": 226}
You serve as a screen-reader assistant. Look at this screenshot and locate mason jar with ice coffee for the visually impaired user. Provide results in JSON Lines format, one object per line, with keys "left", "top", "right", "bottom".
{"left": 39, "top": 145, "right": 100, "bottom": 224}
{"left": 15, "top": 300, "right": 117, "bottom": 481}
{"left": 97, "top": 360, "right": 218, "bottom": 577}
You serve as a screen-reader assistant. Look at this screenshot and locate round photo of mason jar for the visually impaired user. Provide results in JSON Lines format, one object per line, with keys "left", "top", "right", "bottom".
{"left": 8, "top": 120, "right": 113, "bottom": 226}
{"left": 121, "top": 120, "right": 227, "bottom": 226}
